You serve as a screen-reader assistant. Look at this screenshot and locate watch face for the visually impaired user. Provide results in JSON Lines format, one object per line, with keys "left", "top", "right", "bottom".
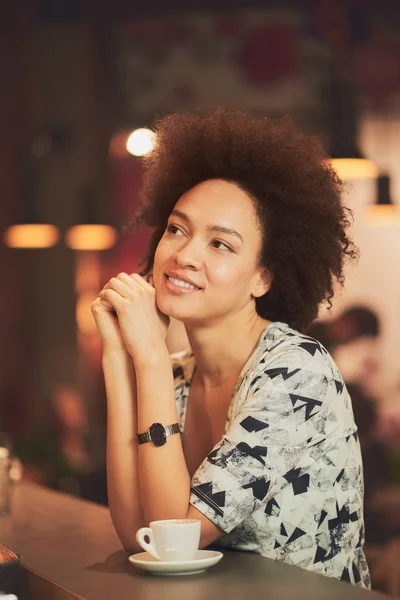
{"left": 150, "top": 423, "right": 166, "bottom": 447}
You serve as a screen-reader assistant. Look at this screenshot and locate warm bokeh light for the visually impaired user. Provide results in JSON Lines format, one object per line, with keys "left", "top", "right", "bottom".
{"left": 126, "top": 128, "right": 156, "bottom": 157}
{"left": 65, "top": 225, "right": 118, "bottom": 251}
{"left": 365, "top": 204, "right": 400, "bottom": 224}
{"left": 75, "top": 251, "right": 101, "bottom": 294}
{"left": 4, "top": 224, "right": 60, "bottom": 248}
{"left": 109, "top": 132, "right": 130, "bottom": 158}
{"left": 330, "top": 158, "right": 379, "bottom": 180}
{"left": 76, "top": 291, "right": 99, "bottom": 335}
{"left": 75, "top": 252, "right": 103, "bottom": 362}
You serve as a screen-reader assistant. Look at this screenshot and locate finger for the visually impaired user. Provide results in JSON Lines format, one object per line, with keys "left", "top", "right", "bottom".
{"left": 92, "top": 296, "right": 113, "bottom": 312}
{"left": 99, "top": 288, "right": 124, "bottom": 310}
{"left": 105, "top": 276, "right": 132, "bottom": 298}
{"left": 116, "top": 272, "right": 135, "bottom": 286}
{"left": 98, "top": 297, "right": 115, "bottom": 311}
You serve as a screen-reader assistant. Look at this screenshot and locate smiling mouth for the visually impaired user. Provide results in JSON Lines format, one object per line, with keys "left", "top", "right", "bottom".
{"left": 165, "top": 275, "right": 202, "bottom": 291}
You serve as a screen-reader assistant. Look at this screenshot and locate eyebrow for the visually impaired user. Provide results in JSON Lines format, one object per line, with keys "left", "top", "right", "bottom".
{"left": 170, "top": 209, "right": 244, "bottom": 243}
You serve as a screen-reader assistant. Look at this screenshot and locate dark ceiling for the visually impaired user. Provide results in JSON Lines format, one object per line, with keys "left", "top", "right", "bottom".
{"left": 6, "top": 0, "right": 399, "bottom": 24}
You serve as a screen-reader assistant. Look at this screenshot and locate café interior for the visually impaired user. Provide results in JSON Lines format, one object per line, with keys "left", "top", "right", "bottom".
{"left": 1, "top": 0, "right": 400, "bottom": 598}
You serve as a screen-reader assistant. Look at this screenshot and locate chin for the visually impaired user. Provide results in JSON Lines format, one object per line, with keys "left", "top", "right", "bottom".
{"left": 156, "top": 296, "right": 195, "bottom": 324}
{"left": 156, "top": 293, "right": 180, "bottom": 318}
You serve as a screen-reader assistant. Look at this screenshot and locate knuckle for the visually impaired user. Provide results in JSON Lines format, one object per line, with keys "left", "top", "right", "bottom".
{"left": 91, "top": 297, "right": 100, "bottom": 311}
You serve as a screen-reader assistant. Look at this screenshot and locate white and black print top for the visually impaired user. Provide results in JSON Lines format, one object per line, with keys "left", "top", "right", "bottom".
{"left": 172, "top": 322, "right": 371, "bottom": 588}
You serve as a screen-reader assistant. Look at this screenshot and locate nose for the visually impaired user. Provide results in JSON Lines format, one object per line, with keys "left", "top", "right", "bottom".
{"left": 173, "top": 237, "right": 203, "bottom": 270}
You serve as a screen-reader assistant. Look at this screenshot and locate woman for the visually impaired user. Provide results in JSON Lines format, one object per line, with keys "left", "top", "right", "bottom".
{"left": 91, "top": 109, "right": 370, "bottom": 587}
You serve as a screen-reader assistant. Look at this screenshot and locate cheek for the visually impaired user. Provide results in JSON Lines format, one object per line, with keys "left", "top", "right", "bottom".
{"left": 153, "top": 243, "right": 166, "bottom": 283}
{"left": 211, "top": 261, "right": 253, "bottom": 287}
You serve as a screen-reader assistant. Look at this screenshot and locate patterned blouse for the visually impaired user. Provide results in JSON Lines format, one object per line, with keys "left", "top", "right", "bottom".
{"left": 172, "top": 321, "right": 370, "bottom": 588}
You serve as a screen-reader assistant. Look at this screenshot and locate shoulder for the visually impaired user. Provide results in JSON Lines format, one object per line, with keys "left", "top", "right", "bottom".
{"left": 232, "top": 323, "right": 355, "bottom": 439}
{"left": 253, "top": 322, "right": 340, "bottom": 380}
{"left": 235, "top": 322, "right": 347, "bottom": 416}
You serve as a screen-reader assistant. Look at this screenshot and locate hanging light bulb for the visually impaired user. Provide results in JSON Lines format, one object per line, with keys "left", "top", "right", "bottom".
{"left": 366, "top": 173, "right": 400, "bottom": 223}
{"left": 3, "top": 145, "right": 60, "bottom": 249}
{"left": 330, "top": 158, "right": 378, "bottom": 180}
{"left": 109, "top": 128, "right": 157, "bottom": 159}
{"left": 328, "top": 76, "right": 378, "bottom": 180}
{"left": 66, "top": 224, "right": 117, "bottom": 251}
{"left": 4, "top": 224, "right": 60, "bottom": 248}
{"left": 126, "top": 128, "right": 156, "bottom": 157}
{"left": 65, "top": 187, "right": 118, "bottom": 251}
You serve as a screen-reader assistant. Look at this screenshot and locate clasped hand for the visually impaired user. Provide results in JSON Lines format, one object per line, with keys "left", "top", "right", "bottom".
{"left": 91, "top": 272, "right": 170, "bottom": 363}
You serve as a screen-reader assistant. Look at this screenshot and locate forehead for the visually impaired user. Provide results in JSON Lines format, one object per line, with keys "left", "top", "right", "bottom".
{"left": 174, "top": 179, "right": 259, "bottom": 228}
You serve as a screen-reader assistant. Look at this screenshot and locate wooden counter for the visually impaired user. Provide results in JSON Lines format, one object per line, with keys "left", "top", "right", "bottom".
{"left": 0, "top": 482, "right": 387, "bottom": 600}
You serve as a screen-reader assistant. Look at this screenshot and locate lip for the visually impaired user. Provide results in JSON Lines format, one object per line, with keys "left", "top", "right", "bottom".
{"left": 165, "top": 272, "right": 202, "bottom": 289}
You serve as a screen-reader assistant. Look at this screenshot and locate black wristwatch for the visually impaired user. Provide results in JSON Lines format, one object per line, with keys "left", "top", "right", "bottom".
{"left": 137, "top": 422, "right": 180, "bottom": 447}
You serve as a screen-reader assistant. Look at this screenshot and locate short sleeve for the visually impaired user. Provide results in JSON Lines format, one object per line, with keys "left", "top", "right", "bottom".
{"left": 190, "top": 349, "right": 337, "bottom": 534}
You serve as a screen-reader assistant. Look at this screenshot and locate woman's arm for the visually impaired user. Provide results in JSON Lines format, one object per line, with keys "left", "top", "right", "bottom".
{"left": 135, "top": 348, "right": 190, "bottom": 519}
{"left": 103, "top": 345, "right": 221, "bottom": 550}
{"left": 102, "top": 348, "right": 144, "bottom": 553}
{"left": 97, "top": 275, "right": 191, "bottom": 524}
{"left": 91, "top": 280, "right": 145, "bottom": 554}
{"left": 135, "top": 347, "right": 224, "bottom": 548}
{"left": 98, "top": 273, "right": 224, "bottom": 548}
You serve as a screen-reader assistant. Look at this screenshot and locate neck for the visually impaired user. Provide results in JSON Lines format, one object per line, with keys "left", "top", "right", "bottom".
{"left": 186, "top": 311, "right": 272, "bottom": 388}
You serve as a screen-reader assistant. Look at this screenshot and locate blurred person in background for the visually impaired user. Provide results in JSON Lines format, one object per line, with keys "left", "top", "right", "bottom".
{"left": 310, "top": 307, "right": 380, "bottom": 349}
{"left": 309, "top": 308, "right": 400, "bottom": 470}
{"left": 92, "top": 108, "right": 370, "bottom": 587}
{"left": 311, "top": 312, "right": 400, "bottom": 595}
{"left": 347, "top": 383, "right": 400, "bottom": 596}
{"left": 308, "top": 307, "right": 380, "bottom": 388}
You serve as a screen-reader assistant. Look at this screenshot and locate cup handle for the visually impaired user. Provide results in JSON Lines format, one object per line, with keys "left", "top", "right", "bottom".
{"left": 136, "top": 527, "right": 160, "bottom": 560}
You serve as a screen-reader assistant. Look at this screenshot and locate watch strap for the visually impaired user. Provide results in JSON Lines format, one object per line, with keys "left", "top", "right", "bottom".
{"left": 137, "top": 423, "right": 180, "bottom": 445}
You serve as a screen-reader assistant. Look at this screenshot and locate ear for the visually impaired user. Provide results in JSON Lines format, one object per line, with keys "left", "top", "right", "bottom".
{"left": 251, "top": 267, "right": 273, "bottom": 299}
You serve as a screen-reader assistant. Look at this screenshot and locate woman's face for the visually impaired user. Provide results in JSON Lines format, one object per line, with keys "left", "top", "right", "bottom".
{"left": 153, "top": 179, "right": 270, "bottom": 324}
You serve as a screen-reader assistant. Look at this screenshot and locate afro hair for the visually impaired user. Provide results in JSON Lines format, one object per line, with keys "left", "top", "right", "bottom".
{"left": 132, "top": 108, "right": 358, "bottom": 332}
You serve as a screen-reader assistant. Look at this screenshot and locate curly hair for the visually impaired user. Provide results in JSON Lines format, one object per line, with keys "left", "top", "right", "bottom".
{"left": 132, "top": 108, "right": 358, "bottom": 332}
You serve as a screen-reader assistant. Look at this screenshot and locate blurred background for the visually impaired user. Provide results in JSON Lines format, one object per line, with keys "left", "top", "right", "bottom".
{"left": 1, "top": 0, "right": 400, "bottom": 592}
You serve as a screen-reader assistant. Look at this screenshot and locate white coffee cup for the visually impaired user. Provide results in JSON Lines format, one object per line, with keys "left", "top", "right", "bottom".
{"left": 136, "top": 519, "right": 201, "bottom": 562}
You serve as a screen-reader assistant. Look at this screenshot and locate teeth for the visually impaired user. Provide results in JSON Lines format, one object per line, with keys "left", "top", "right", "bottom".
{"left": 168, "top": 276, "right": 199, "bottom": 290}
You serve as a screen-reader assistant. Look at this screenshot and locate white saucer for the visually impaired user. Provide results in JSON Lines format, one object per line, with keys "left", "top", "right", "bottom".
{"left": 129, "top": 550, "right": 223, "bottom": 576}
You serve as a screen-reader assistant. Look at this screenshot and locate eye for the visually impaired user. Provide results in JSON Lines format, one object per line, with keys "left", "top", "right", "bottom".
{"left": 211, "top": 240, "right": 233, "bottom": 252}
{"left": 167, "top": 224, "right": 184, "bottom": 236}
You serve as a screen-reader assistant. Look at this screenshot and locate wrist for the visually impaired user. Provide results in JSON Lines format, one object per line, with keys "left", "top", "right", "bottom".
{"left": 132, "top": 345, "right": 170, "bottom": 371}
{"left": 102, "top": 346, "right": 130, "bottom": 363}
